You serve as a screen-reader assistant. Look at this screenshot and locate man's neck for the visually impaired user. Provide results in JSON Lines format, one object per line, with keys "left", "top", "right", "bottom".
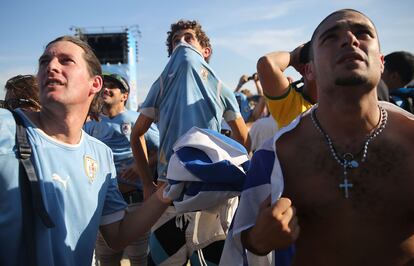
{"left": 24, "top": 105, "right": 87, "bottom": 145}
{"left": 302, "top": 85, "right": 317, "bottom": 104}
{"left": 316, "top": 89, "right": 381, "bottom": 141}
{"left": 103, "top": 104, "right": 125, "bottom": 118}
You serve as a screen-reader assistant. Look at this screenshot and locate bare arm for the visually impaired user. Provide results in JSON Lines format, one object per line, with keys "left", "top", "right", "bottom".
{"left": 130, "top": 114, "right": 156, "bottom": 199}
{"left": 250, "top": 74, "right": 267, "bottom": 121}
{"left": 227, "top": 116, "right": 250, "bottom": 152}
{"left": 257, "top": 45, "right": 304, "bottom": 98}
{"left": 235, "top": 74, "right": 250, "bottom": 92}
{"left": 100, "top": 184, "right": 170, "bottom": 251}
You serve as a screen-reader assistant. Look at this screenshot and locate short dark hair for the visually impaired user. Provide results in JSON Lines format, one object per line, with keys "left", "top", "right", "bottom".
{"left": 384, "top": 51, "right": 414, "bottom": 84}
{"left": 43, "top": 35, "right": 102, "bottom": 77}
{"left": 166, "top": 20, "right": 212, "bottom": 62}
{"left": 299, "top": 41, "right": 311, "bottom": 64}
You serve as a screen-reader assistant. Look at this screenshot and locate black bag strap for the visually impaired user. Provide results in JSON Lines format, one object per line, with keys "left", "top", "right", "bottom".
{"left": 19, "top": 160, "right": 37, "bottom": 265}
{"left": 12, "top": 111, "right": 55, "bottom": 228}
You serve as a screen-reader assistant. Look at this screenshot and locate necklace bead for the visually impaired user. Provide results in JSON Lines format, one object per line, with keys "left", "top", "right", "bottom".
{"left": 310, "top": 105, "right": 388, "bottom": 198}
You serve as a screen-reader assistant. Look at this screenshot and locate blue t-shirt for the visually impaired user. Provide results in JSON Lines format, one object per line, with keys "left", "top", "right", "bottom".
{"left": 0, "top": 108, "right": 127, "bottom": 266}
{"left": 84, "top": 110, "right": 159, "bottom": 188}
{"left": 140, "top": 43, "right": 241, "bottom": 180}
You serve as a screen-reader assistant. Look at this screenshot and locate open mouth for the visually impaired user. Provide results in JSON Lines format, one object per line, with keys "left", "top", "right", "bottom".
{"left": 337, "top": 52, "right": 364, "bottom": 64}
{"left": 45, "top": 78, "right": 64, "bottom": 87}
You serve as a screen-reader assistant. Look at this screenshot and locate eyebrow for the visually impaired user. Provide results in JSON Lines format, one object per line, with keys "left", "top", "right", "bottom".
{"left": 318, "top": 22, "right": 375, "bottom": 41}
{"left": 38, "top": 52, "right": 74, "bottom": 63}
{"left": 318, "top": 25, "right": 340, "bottom": 41}
{"left": 38, "top": 54, "right": 49, "bottom": 63}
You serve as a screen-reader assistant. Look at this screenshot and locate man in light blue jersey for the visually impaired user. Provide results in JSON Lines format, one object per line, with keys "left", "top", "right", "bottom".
{"left": 131, "top": 20, "right": 250, "bottom": 266}
{"left": 84, "top": 73, "right": 160, "bottom": 266}
{"left": 0, "top": 36, "right": 169, "bottom": 266}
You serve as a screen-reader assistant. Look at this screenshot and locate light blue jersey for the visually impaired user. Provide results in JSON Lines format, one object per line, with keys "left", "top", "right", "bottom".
{"left": 140, "top": 43, "right": 241, "bottom": 180}
{"left": 0, "top": 108, "right": 127, "bottom": 266}
{"left": 84, "top": 110, "right": 159, "bottom": 188}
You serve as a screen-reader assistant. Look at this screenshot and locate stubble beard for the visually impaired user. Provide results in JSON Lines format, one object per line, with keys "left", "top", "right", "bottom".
{"left": 335, "top": 75, "right": 368, "bottom": 86}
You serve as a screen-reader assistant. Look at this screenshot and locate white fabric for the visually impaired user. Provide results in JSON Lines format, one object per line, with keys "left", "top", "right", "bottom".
{"left": 249, "top": 116, "right": 279, "bottom": 152}
{"left": 219, "top": 112, "right": 304, "bottom": 266}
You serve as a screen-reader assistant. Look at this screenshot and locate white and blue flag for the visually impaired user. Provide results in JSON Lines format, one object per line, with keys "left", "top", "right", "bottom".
{"left": 164, "top": 126, "right": 249, "bottom": 214}
{"left": 219, "top": 114, "right": 304, "bottom": 266}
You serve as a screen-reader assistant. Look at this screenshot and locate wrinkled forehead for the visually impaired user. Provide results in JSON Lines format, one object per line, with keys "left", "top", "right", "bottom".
{"left": 42, "top": 40, "right": 84, "bottom": 58}
{"left": 311, "top": 10, "right": 376, "bottom": 42}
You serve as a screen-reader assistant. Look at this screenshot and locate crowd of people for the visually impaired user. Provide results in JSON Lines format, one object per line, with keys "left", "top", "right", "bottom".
{"left": 1, "top": 8, "right": 414, "bottom": 266}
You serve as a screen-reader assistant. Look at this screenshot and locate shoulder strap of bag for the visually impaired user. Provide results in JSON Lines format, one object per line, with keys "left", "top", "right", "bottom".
{"left": 12, "top": 111, "right": 56, "bottom": 265}
{"left": 12, "top": 110, "right": 55, "bottom": 228}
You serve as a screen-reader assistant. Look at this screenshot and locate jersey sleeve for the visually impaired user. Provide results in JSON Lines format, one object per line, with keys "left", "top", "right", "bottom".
{"left": 140, "top": 77, "right": 162, "bottom": 122}
{"left": 100, "top": 153, "right": 128, "bottom": 225}
{"left": 265, "top": 85, "right": 312, "bottom": 128}
{"left": 220, "top": 83, "right": 242, "bottom": 122}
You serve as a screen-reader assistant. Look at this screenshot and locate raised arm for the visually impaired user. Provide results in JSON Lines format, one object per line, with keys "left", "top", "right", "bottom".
{"left": 257, "top": 45, "right": 305, "bottom": 98}
{"left": 235, "top": 74, "right": 250, "bottom": 93}
{"left": 250, "top": 73, "right": 267, "bottom": 121}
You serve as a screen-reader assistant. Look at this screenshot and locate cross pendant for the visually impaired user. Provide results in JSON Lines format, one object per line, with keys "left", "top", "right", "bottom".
{"left": 339, "top": 177, "right": 353, "bottom": 199}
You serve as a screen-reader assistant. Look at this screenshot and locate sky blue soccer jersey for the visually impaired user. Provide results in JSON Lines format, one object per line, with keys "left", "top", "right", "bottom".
{"left": 84, "top": 110, "right": 159, "bottom": 189}
{"left": 0, "top": 108, "right": 127, "bottom": 266}
{"left": 140, "top": 43, "right": 241, "bottom": 181}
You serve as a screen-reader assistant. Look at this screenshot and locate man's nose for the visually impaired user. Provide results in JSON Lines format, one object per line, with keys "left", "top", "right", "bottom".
{"left": 341, "top": 31, "right": 360, "bottom": 48}
{"left": 47, "top": 57, "right": 60, "bottom": 73}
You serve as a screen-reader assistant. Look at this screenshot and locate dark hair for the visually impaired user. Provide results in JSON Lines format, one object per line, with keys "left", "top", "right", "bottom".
{"left": 88, "top": 90, "right": 104, "bottom": 121}
{"left": 4, "top": 74, "right": 41, "bottom": 111}
{"left": 43, "top": 35, "right": 102, "bottom": 77}
{"left": 384, "top": 51, "right": 414, "bottom": 84}
{"left": 166, "top": 20, "right": 212, "bottom": 62}
{"left": 309, "top": 9, "right": 379, "bottom": 60}
{"left": 299, "top": 41, "right": 311, "bottom": 64}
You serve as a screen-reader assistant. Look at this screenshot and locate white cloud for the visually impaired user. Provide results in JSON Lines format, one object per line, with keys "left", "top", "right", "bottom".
{"left": 213, "top": 27, "right": 306, "bottom": 60}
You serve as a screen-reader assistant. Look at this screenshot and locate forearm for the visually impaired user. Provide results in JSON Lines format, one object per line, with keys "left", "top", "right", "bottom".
{"left": 254, "top": 79, "right": 264, "bottom": 96}
{"left": 131, "top": 135, "right": 153, "bottom": 186}
{"left": 241, "top": 227, "right": 271, "bottom": 256}
{"left": 251, "top": 96, "right": 266, "bottom": 120}
{"left": 228, "top": 117, "right": 250, "bottom": 151}
{"left": 101, "top": 190, "right": 169, "bottom": 250}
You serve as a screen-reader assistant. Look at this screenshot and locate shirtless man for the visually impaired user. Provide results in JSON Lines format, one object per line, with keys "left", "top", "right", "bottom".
{"left": 241, "top": 9, "right": 414, "bottom": 265}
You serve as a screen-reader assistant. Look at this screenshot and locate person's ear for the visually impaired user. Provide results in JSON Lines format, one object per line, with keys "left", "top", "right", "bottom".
{"left": 91, "top": 75, "right": 103, "bottom": 95}
{"left": 305, "top": 62, "right": 315, "bottom": 81}
{"left": 379, "top": 53, "right": 385, "bottom": 74}
{"left": 202, "top": 47, "right": 211, "bottom": 60}
{"left": 121, "top": 92, "right": 129, "bottom": 103}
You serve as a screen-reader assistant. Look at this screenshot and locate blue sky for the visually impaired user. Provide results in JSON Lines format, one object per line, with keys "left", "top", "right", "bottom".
{"left": 1, "top": 0, "right": 414, "bottom": 102}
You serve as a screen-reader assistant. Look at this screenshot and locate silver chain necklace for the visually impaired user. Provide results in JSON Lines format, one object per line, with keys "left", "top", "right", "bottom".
{"left": 310, "top": 105, "right": 388, "bottom": 199}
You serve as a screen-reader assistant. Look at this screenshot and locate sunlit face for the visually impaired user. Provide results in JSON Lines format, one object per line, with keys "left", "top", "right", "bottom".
{"left": 309, "top": 11, "right": 384, "bottom": 89}
{"left": 37, "top": 41, "right": 99, "bottom": 108}
{"left": 171, "top": 29, "right": 210, "bottom": 59}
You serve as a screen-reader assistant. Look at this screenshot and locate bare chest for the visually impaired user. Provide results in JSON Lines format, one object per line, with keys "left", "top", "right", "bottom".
{"left": 279, "top": 138, "right": 414, "bottom": 264}
{"left": 280, "top": 138, "right": 414, "bottom": 219}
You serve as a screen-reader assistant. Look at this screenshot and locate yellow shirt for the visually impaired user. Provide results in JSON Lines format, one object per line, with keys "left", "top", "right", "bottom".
{"left": 265, "top": 85, "right": 313, "bottom": 128}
